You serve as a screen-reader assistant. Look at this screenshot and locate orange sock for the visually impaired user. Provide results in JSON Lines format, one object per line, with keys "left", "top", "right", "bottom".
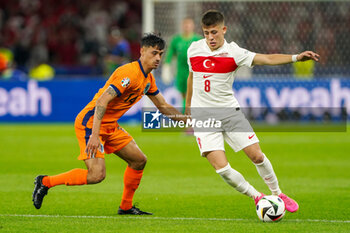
{"left": 42, "top": 168, "right": 88, "bottom": 188}
{"left": 120, "top": 166, "right": 143, "bottom": 210}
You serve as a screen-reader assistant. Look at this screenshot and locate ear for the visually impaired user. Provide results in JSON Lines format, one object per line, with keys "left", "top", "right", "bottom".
{"left": 140, "top": 47, "right": 144, "bottom": 56}
{"left": 223, "top": 26, "right": 227, "bottom": 34}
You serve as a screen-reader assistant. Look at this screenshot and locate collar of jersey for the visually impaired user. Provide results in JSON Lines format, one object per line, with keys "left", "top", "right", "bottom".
{"left": 137, "top": 60, "right": 148, "bottom": 78}
{"left": 204, "top": 39, "right": 228, "bottom": 54}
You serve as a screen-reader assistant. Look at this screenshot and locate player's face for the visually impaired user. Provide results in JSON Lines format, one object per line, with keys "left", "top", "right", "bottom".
{"left": 140, "top": 46, "right": 164, "bottom": 70}
{"left": 202, "top": 24, "right": 227, "bottom": 51}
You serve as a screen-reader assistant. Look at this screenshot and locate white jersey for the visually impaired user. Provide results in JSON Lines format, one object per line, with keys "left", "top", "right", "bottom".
{"left": 187, "top": 39, "right": 256, "bottom": 108}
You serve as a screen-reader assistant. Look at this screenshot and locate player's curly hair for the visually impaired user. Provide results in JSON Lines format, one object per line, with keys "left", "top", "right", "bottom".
{"left": 201, "top": 10, "right": 224, "bottom": 27}
{"left": 141, "top": 33, "right": 165, "bottom": 50}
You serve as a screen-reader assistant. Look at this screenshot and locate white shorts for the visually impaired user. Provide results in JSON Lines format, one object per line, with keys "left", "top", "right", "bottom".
{"left": 193, "top": 108, "right": 259, "bottom": 155}
{"left": 194, "top": 131, "right": 259, "bottom": 156}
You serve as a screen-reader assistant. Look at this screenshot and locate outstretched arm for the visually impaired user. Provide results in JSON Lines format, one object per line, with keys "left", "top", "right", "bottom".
{"left": 86, "top": 86, "right": 117, "bottom": 158}
{"left": 148, "top": 93, "right": 188, "bottom": 122}
{"left": 252, "top": 51, "right": 320, "bottom": 66}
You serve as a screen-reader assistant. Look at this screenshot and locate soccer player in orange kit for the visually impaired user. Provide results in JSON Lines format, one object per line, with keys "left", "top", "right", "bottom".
{"left": 32, "top": 33, "right": 186, "bottom": 215}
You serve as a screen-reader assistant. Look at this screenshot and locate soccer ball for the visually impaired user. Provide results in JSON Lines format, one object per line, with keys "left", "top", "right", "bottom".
{"left": 256, "top": 195, "right": 285, "bottom": 222}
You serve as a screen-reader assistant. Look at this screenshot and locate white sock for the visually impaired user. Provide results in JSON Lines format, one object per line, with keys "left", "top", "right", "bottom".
{"left": 216, "top": 163, "right": 261, "bottom": 199}
{"left": 254, "top": 153, "right": 282, "bottom": 195}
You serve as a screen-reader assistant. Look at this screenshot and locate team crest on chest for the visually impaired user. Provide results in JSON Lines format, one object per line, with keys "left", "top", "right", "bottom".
{"left": 203, "top": 58, "right": 216, "bottom": 71}
{"left": 143, "top": 83, "right": 151, "bottom": 94}
{"left": 121, "top": 77, "right": 130, "bottom": 87}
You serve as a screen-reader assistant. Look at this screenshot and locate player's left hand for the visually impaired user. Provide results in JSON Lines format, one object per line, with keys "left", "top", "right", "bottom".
{"left": 297, "top": 51, "right": 320, "bottom": 62}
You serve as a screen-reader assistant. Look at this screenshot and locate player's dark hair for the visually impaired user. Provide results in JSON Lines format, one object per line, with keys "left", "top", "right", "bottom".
{"left": 141, "top": 33, "right": 165, "bottom": 50}
{"left": 201, "top": 10, "right": 224, "bottom": 27}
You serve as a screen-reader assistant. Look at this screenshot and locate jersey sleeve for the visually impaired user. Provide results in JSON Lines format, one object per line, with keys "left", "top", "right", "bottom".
{"left": 146, "top": 73, "right": 160, "bottom": 96}
{"left": 187, "top": 43, "right": 193, "bottom": 72}
{"left": 108, "top": 67, "right": 132, "bottom": 97}
{"left": 231, "top": 42, "right": 256, "bottom": 68}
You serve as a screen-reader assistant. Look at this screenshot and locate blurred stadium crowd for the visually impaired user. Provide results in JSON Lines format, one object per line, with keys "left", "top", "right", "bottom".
{"left": 0, "top": 0, "right": 349, "bottom": 79}
{"left": 0, "top": 0, "right": 142, "bottom": 78}
{"left": 223, "top": 1, "right": 350, "bottom": 77}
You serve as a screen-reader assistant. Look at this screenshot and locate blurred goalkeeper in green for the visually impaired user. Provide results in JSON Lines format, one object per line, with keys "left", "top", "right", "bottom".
{"left": 162, "top": 17, "right": 201, "bottom": 107}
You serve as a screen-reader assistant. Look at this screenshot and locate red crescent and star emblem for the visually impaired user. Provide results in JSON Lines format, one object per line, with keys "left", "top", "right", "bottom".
{"left": 203, "top": 59, "right": 215, "bottom": 71}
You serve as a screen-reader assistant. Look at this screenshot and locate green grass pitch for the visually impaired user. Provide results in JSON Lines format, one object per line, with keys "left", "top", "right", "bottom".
{"left": 0, "top": 124, "right": 349, "bottom": 232}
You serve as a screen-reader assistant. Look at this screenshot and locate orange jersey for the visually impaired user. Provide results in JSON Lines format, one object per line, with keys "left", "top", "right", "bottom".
{"left": 76, "top": 60, "right": 159, "bottom": 129}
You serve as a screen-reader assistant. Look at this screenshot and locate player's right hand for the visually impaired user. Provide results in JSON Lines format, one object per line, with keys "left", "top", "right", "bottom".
{"left": 85, "top": 135, "right": 101, "bottom": 158}
{"left": 297, "top": 51, "right": 320, "bottom": 62}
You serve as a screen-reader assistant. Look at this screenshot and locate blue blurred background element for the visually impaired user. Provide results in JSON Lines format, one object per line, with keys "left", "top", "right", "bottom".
{"left": 1, "top": 78, "right": 349, "bottom": 122}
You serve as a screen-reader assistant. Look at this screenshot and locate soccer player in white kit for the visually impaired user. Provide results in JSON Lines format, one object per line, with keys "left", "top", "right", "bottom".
{"left": 185, "top": 10, "right": 320, "bottom": 213}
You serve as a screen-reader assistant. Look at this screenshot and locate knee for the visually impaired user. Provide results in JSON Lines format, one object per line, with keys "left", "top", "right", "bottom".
{"left": 88, "top": 168, "right": 106, "bottom": 184}
{"left": 251, "top": 153, "right": 264, "bottom": 164}
{"left": 130, "top": 154, "right": 147, "bottom": 170}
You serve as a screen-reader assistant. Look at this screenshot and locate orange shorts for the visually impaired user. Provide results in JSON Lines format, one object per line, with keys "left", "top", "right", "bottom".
{"left": 74, "top": 118, "right": 133, "bottom": 161}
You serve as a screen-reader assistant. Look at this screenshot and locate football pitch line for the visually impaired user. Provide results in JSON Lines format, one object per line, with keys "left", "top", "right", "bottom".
{"left": 1, "top": 214, "right": 350, "bottom": 224}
